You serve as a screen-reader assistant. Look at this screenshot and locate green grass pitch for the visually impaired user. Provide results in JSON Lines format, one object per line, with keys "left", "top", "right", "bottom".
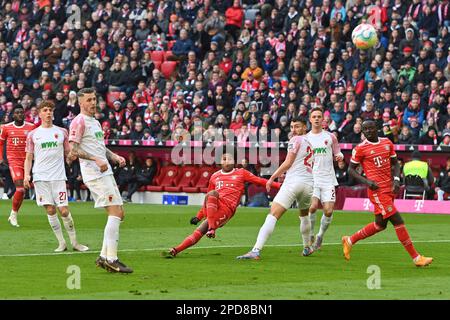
{"left": 1, "top": 201, "right": 449, "bottom": 300}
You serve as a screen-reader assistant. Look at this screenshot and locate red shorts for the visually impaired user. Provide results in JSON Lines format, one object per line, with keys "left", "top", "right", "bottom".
{"left": 368, "top": 190, "right": 397, "bottom": 219}
{"left": 9, "top": 163, "right": 24, "bottom": 182}
{"left": 203, "top": 197, "right": 235, "bottom": 229}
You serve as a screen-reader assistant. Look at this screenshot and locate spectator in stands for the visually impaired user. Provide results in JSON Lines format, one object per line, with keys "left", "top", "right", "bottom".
{"left": 344, "top": 122, "right": 362, "bottom": 143}
{"left": 435, "top": 157, "right": 450, "bottom": 201}
{"left": 126, "top": 157, "right": 157, "bottom": 202}
{"left": 335, "top": 159, "right": 350, "bottom": 186}
{"left": 403, "top": 151, "right": 435, "bottom": 199}
{"left": 398, "top": 126, "right": 415, "bottom": 144}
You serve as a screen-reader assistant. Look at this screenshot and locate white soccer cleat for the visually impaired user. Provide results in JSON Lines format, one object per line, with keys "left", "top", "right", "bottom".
{"left": 54, "top": 243, "right": 67, "bottom": 252}
{"left": 8, "top": 213, "right": 19, "bottom": 227}
{"left": 73, "top": 243, "right": 89, "bottom": 252}
{"left": 2, "top": 193, "right": 9, "bottom": 200}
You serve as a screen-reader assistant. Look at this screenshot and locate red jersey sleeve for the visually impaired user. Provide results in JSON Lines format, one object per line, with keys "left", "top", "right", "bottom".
{"left": 388, "top": 140, "right": 397, "bottom": 158}
{"left": 350, "top": 145, "right": 364, "bottom": 164}
{"left": 243, "top": 169, "right": 281, "bottom": 190}
{"left": 0, "top": 125, "right": 7, "bottom": 141}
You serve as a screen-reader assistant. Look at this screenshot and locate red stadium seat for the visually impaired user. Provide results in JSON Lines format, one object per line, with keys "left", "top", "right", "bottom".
{"left": 161, "top": 61, "right": 177, "bottom": 79}
{"left": 189, "top": 166, "right": 216, "bottom": 193}
{"left": 164, "top": 50, "right": 173, "bottom": 61}
{"left": 151, "top": 50, "right": 165, "bottom": 63}
{"left": 106, "top": 91, "right": 121, "bottom": 108}
{"left": 153, "top": 60, "right": 162, "bottom": 71}
{"left": 146, "top": 165, "right": 178, "bottom": 192}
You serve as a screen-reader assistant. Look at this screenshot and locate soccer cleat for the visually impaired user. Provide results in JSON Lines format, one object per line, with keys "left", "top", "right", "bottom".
{"left": 312, "top": 235, "right": 323, "bottom": 251}
{"left": 236, "top": 251, "right": 260, "bottom": 260}
{"left": 73, "top": 243, "right": 89, "bottom": 252}
{"left": 302, "top": 246, "right": 315, "bottom": 256}
{"left": 161, "top": 248, "right": 177, "bottom": 259}
{"left": 8, "top": 214, "right": 19, "bottom": 227}
{"left": 54, "top": 243, "right": 67, "bottom": 252}
{"left": 104, "top": 259, "right": 133, "bottom": 273}
{"left": 414, "top": 255, "right": 433, "bottom": 267}
{"left": 342, "top": 236, "right": 352, "bottom": 261}
{"left": 206, "top": 229, "right": 216, "bottom": 238}
{"left": 95, "top": 256, "right": 106, "bottom": 269}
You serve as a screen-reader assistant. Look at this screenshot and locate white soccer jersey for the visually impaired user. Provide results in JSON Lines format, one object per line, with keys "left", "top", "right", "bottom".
{"left": 69, "top": 114, "right": 113, "bottom": 183}
{"left": 306, "top": 130, "right": 341, "bottom": 187}
{"left": 284, "top": 135, "right": 314, "bottom": 186}
{"left": 26, "top": 126, "right": 69, "bottom": 182}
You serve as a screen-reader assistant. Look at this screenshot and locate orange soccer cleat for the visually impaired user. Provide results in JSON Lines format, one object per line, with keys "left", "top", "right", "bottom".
{"left": 414, "top": 255, "right": 433, "bottom": 267}
{"left": 342, "top": 236, "right": 352, "bottom": 261}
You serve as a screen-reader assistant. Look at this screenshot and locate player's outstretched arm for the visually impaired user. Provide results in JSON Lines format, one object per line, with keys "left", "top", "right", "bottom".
{"left": 348, "top": 162, "right": 379, "bottom": 190}
{"left": 23, "top": 152, "right": 33, "bottom": 189}
{"left": 70, "top": 141, "right": 109, "bottom": 172}
{"left": 243, "top": 169, "right": 282, "bottom": 192}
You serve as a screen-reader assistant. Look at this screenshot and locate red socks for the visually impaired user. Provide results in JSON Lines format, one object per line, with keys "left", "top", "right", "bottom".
{"left": 174, "top": 230, "right": 204, "bottom": 254}
{"left": 12, "top": 187, "right": 24, "bottom": 212}
{"left": 394, "top": 224, "right": 419, "bottom": 259}
{"left": 206, "top": 196, "right": 219, "bottom": 230}
{"left": 350, "top": 222, "right": 384, "bottom": 245}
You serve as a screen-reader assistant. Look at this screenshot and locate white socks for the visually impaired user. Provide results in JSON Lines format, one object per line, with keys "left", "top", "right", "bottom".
{"left": 47, "top": 214, "right": 65, "bottom": 246}
{"left": 252, "top": 214, "right": 277, "bottom": 253}
{"left": 309, "top": 212, "right": 316, "bottom": 239}
{"left": 104, "top": 216, "right": 122, "bottom": 262}
{"left": 300, "top": 216, "right": 311, "bottom": 247}
{"left": 61, "top": 213, "right": 78, "bottom": 246}
{"left": 318, "top": 215, "right": 333, "bottom": 238}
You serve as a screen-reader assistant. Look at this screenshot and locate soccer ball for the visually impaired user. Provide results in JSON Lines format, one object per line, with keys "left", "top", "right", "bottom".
{"left": 352, "top": 23, "right": 378, "bottom": 50}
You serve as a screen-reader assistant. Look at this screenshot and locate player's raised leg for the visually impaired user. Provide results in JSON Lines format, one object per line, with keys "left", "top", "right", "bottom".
{"left": 162, "top": 220, "right": 208, "bottom": 258}
{"left": 237, "top": 202, "right": 285, "bottom": 260}
{"left": 58, "top": 206, "right": 89, "bottom": 252}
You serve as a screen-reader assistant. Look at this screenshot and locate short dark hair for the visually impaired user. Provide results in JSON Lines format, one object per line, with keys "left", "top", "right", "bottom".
{"left": 291, "top": 117, "right": 307, "bottom": 125}
{"left": 13, "top": 104, "right": 24, "bottom": 112}
{"left": 77, "top": 87, "right": 96, "bottom": 98}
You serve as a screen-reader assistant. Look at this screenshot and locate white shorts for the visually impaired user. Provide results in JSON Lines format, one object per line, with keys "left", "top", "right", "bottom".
{"left": 34, "top": 180, "right": 68, "bottom": 207}
{"left": 273, "top": 182, "right": 313, "bottom": 210}
{"left": 84, "top": 175, "right": 123, "bottom": 208}
{"left": 312, "top": 185, "right": 336, "bottom": 203}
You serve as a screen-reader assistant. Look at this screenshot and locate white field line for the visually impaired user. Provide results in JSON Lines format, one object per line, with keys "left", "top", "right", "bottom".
{"left": 1, "top": 239, "right": 450, "bottom": 258}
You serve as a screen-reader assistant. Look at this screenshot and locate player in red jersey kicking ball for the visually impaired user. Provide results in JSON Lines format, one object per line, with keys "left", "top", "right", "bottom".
{"left": 0, "top": 105, "right": 36, "bottom": 227}
{"left": 162, "top": 153, "right": 281, "bottom": 258}
{"left": 343, "top": 120, "right": 433, "bottom": 267}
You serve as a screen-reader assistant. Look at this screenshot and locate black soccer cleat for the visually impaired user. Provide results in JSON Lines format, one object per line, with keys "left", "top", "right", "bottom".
{"left": 104, "top": 259, "right": 133, "bottom": 273}
{"left": 95, "top": 256, "right": 106, "bottom": 269}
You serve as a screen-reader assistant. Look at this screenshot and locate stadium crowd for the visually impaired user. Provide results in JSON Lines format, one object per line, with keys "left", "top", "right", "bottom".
{"left": 0, "top": 0, "right": 449, "bottom": 146}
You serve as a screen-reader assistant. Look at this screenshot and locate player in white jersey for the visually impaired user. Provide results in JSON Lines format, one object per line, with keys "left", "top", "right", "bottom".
{"left": 306, "top": 108, "right": 344, "bottom": 250}
{"left": 237, "top": 118, "right": 316, "bottom": 260}
{"left": 23, "top": 101, "right": 88, "bottom": 253}
{"left": 68, "top": 88, "right": 132, "bottom": 274}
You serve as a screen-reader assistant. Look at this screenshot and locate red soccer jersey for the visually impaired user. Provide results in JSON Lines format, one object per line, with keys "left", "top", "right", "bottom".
{"left": 350, "top": 138, "right": 397, "bottom": 192}
{"left": 207, "top": 168, "right": 281, "bottom": 214}
{"left": 0, "top": 122, "right": 36, "bottom": 163}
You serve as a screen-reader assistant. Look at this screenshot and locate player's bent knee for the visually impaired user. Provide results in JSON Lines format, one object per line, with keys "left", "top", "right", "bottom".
{"left": 270, "top": 202, "right": 286, "bottom": 219}
{"left": 44, "top": 205, "right": 57, "bottom": 215}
